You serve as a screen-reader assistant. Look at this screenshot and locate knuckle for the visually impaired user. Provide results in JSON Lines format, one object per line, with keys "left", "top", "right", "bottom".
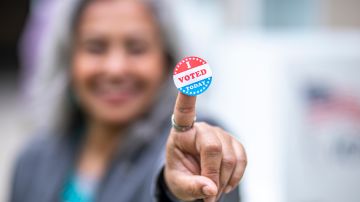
{"left": 238, "top": 156, "right": 248, "bottom": 167}
{"left": 213, "top": 126, "right": 221, "bottom": 131}
{"left": 226, "top": 132, "right": 234, "bottom": 140}
{"left": 204, "top": 143, "right": 222, "bottom": 157}
{"left": 176, "top": 105, "right": 195, "bottom": 114}
{"left": 214, "top": 126, "right": 225, "bottom": 133}
{"left": 205, "top": 166, "right": 220, "bottom": 178}
{"left": 196, "top": 122, "right": 207, "bottom": 129}
{"left": 222, "top": 156, "right": 237, "bottom": 169}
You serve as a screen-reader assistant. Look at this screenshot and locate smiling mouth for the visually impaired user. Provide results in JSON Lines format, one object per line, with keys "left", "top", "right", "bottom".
{"left": 94, "top": 80, "right": 143, "bottom": 105}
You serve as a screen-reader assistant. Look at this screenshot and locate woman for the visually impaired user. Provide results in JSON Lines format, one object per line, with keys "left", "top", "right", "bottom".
{"left": 12, "top": 0, "right": 247, "bottom": 202}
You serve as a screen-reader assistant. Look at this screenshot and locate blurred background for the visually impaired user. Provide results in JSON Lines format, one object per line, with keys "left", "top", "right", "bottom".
{"left": 1, "top": 0, "right": 360, "bottom": 201}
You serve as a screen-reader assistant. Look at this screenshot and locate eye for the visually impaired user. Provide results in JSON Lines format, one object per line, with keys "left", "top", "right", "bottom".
{"left": 125, "top": 39, "right": 148, "bottom": 55}
{"left": 83, "top": 39, "right": 107, "bottom": 55}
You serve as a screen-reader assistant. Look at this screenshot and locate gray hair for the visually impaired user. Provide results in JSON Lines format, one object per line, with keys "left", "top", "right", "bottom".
{"left": 25, "top": 0, "right": 180, "bottom": 134}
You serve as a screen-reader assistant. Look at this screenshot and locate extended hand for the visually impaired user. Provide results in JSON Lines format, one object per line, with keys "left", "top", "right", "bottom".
{"left": 164, "top": 93, "right": 247, "bottom": 202}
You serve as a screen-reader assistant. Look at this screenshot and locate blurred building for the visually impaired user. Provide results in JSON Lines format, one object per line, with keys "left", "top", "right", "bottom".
{"left": 223, "top": 0, "right": 360, "bottom": 30}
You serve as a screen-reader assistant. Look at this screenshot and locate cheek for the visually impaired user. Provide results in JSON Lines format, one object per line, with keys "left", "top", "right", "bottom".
{"left": 72, "top": 53, "right": 96, "bottom": 78}
{"left": 136, "top": 53, "right": 167, "bottom": 90}
{"left": 71, "top": 53, "right": 97, "bottom": 100}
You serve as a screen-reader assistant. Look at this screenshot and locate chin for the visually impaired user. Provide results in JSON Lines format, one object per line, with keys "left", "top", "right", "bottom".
{"left": 96, "top": 107, "right": 144, "bottom": 126}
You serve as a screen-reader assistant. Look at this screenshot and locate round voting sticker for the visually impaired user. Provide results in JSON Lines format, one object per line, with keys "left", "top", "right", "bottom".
{"left": 173, "top": 56, "right": 212, "bottom": 96}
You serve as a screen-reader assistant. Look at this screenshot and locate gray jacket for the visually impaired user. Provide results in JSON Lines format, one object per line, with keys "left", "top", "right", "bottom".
{"left": 10, "top": 115, "right": 240, "bottom": 202}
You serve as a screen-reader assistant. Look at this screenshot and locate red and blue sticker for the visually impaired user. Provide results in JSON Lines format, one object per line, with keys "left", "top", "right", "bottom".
{"left": 173, "top": 56, "right": 212, "bottom": 96}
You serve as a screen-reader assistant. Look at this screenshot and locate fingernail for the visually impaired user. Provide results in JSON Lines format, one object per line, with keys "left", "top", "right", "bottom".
{"left": 224, "top": 186, "right": 232, "bottom": 194}
{"left": 202, "top": 186, "right": 216, "bottom": 196}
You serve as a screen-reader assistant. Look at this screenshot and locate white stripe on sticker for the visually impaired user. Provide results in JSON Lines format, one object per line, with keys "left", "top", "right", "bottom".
{"left": 173, "top": 64, "right": 212, "bottom": 88}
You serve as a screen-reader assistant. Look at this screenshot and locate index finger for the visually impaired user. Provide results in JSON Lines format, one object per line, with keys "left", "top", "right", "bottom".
{"left": 173, "top": 92, "right": 197, "bottom": 126}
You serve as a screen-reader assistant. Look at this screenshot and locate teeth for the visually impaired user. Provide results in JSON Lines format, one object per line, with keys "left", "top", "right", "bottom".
{"left": 98, "top": 82, "right": 132, "bottom": 94}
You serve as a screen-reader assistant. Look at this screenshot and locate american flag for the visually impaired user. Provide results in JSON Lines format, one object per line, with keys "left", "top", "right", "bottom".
{"left": 306, "top": 85, "right": 360, "bottom": 124}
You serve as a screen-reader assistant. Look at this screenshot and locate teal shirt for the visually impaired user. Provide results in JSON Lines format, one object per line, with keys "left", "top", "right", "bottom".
{"left": 62, "top": 173, "right": 98, "bottom": 202}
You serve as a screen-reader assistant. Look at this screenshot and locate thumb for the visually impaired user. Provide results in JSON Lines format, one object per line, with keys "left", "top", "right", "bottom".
{"left": 166, "top": 171, "right": 218, "bottom": 200}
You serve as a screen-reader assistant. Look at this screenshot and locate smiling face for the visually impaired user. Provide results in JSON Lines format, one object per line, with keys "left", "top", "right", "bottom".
{"left": 72, "top": 0, "right": 167, "bottom": 126}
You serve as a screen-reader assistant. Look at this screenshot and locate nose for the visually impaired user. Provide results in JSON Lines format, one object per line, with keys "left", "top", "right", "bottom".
{"left": 103, "top": 49, "right": 130, "bottom": 77}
